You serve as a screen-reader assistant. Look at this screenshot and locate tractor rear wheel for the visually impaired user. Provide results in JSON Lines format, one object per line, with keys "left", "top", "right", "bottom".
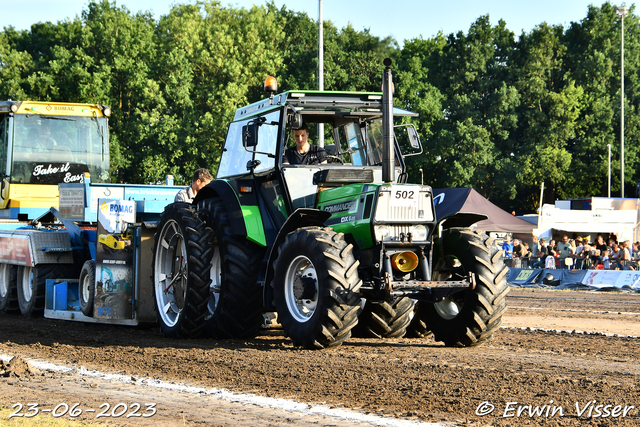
{"left": 152, "top": 203, "right": 211, "bottom": 338}
{"left": 416, "top": 227, "right": 509, "bottom": 347}
{"left": 272, "top": 227, "right": 362, "bottom": 349}
{"left": 197, "top": 197, "right": 265, "bottom": 339}
{"left": 0, "top": 263, "right": 19, "bottom": 314}
{"left": 353, "top": 297, "right": 415, "bottom": 338}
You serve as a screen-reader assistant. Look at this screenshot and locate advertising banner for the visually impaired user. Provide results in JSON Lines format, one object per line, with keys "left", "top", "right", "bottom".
{"left": 0, "top": 235, "right": 31, "bottom": 265}
{"left": 94, "top": 199, "right": 135, "bottom": 319}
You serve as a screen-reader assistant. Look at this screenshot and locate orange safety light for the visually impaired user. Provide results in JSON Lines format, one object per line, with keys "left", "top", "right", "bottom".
{"left": 264, "top": 76, "right": 278, "bottom": 94}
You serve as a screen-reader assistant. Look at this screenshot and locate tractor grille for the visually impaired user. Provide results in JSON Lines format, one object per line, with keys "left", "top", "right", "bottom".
{"left": 374, "top": 185, "right": 434, "bottom": 223}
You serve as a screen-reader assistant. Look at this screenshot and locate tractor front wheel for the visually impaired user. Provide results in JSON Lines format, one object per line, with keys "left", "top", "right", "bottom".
{"left": 273, "top": 227, "right": 362, "bottom": 349}
{"left": 414, "top": 227, "right": 509, "bottom": 347}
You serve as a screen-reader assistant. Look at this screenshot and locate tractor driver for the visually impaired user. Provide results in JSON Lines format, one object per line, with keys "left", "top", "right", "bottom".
{"left": 283, "top": 123, "right": 327, "bottom": 165}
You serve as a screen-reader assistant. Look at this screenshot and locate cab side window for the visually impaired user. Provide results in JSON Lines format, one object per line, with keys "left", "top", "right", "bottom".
{"left": 217, "top": 110, "right": 280, "bottom": 179}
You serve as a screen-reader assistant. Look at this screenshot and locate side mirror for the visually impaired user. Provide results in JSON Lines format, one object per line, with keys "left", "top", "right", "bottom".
{"left": 289, "top": 113, "right": 303, "bottom": 130}
{"left": 393, "top": 123, "right": 423, "bottom": 157}
{"left": 407, "top": 126, "right": 420, "bottom": 149}
{"left": 242, "top": 123, "right": 259, "bottom": 147}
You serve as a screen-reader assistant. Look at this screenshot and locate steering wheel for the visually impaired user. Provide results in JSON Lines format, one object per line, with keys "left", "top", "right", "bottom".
{"left": 309, "top": 155, "right": 344, "bottom": 165}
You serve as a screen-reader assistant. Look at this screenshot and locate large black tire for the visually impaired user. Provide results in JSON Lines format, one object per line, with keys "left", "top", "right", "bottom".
{"left": 17, "top": 264, "right": 76, "bottom": 317}
{"left": 405, "top": 302, "right": 432, "bottom": 338}
{"left": 272, "top": 227, "right": 362, "bottom": 349}
{"left": 0, "top": 263, "right": 19, "bottom": 314}
{"left": 79, "top": 260, "right": 96, "bottom": 316}
{"left": 414, "top": 228, "right": 508, "bottom": 347}
{"left": 353, "top": 297, "right": 415, "bottom": 338}
{"left": 152, "top": 203, "right": 212, "bottom": 338}
{"left": 197, "top": 197, "right": 266, "bottom": 339}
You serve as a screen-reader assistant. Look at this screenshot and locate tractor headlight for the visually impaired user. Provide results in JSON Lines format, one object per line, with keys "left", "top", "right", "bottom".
{"left": 410, "top": 224, "right": 428, "bottom": 241}
{"left": 374, "top": 225, "right": 390, "bottom": 242}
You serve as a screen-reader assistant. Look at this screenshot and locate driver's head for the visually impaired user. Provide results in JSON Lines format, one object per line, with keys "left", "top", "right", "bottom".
{"left": 292, "top": 123, "right": 309, "bottom": 147}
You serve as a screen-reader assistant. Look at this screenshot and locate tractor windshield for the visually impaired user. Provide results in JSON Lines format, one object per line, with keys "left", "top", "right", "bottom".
{"left": 9, "top": 114, "right": 110, "bottom": 184}
{"left": 333, "top": 119, "right": 399, "bottom": 167}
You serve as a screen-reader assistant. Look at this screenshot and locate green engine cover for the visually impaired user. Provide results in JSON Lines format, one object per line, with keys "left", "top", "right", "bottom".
{"left": 316, "top": 184, "right": 380, "bottom": 249}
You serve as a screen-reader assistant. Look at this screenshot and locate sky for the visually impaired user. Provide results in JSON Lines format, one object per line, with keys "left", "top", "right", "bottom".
{"left": 0, "top": 0, "right": 616, "bottom": 46}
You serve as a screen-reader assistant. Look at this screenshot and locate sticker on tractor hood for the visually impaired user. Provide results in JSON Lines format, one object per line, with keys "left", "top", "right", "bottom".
{"left": 323, "top": 199, "right": 357, "bottom": 214}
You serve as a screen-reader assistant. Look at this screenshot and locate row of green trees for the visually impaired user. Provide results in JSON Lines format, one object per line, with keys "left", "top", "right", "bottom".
{"left": 1, "top": 1, "right": 638, "bottom": 212}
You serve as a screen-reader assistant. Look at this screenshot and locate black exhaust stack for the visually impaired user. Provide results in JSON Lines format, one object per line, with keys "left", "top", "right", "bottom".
{"left": 382, "top": 58, "right": 394, "bottom": 183}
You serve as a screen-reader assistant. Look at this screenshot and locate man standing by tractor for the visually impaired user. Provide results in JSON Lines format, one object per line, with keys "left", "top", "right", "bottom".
{"left": 175, "top": 168, "right": 212, "bottom": 203}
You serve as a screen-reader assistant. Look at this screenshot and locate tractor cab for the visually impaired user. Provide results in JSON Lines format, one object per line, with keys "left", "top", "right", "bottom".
{"left": 215, "top": 80, "right": 423, "bottom": 233}
{"left": 0, "top": 100, "right": 111, "bottom": 220}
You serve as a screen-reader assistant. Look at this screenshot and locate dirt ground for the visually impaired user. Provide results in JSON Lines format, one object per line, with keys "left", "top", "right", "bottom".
{"left": 0, "top": 287, "right": 638, "bottom": 426}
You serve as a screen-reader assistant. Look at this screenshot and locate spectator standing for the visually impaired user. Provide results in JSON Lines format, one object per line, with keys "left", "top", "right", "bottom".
{"left": 544, "top": 239, "right": 558, "bottom": 269}
{"left": 532, "top": 238, "right": 548, "bottom": 268}
{"left": 574, "top": 238, "right": 585, "bottom": 269}
{"left": 602, "top": 249, "right": 611, "bottom": 269}
{"left": 532, "top": 236, "right": 541, "bottom": 257}
{"left": 557, "top": 235, "right": 573, "bottom": 269}
{"left": 502, "top": 235, "right": 514, "bottom": 263}
{"left": 564, "top": 239, "right": 577, "bottom": 269}
{"left": 513, "top": 239, "right": 527, "bottom": 268}
{"left": 620, "top": 240, "right": 632, "bottom": 270}
{"left": 595, "top": 235, "right": 608, "bottom": 255}
{"left": 610, "top": 243, "right": 621, "bottom": 269}
{"left": 582, "top": 238, "right": 594, "bottom": 269}
{"left": 631, "top": 242, "right": 640, "bottom": 270}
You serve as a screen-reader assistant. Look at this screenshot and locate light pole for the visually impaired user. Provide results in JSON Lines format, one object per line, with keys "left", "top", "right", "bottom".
{"left": 317, "top": 0, "right": 324, "bottom": 147}
{"left": 617, "top": 4, "right": 628, "bottom": 197}
{"left": 608, "top": 143, "right": 612, "bottom": 197}
{"left": 419, "top": 168, "right": 423, "bottom": 185}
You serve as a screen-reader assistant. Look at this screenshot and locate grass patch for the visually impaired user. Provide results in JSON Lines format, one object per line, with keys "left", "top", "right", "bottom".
{"left": 0, "top": 407, "right": 111, "bottom": 426}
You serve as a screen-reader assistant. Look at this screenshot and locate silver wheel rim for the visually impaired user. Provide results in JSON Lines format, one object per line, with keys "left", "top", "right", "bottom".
{"left": 284, "top": 255, "right": 318, "bottom": 323}
{"left": 206, "top": 245, "right": 221, "bottom": 319}
{"left": 154, "top": 219, "right": 188, "bottom": 328}
{"left": 21, "top": 266, "right": 34, "bottom": 302}
{"left": 82, "top": 267, "right": 92, "bottom": 303}
{"left": 434, "top": 296, "right": 461, "bottom": 320}
{"left": 0, "top": 264, "right": 8, "bottom": 298}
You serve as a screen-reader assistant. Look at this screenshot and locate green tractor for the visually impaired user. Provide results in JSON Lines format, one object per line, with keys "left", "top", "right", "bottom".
{"left": 151, "top": 60, "right": 508, "bottom": 349}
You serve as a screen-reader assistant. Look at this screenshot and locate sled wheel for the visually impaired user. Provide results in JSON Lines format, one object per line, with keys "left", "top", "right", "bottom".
{"left": 0, "top": 263, "right": 19, "bottom": 314}
{"left": 18, "top": 264, "right": 73, "bottom": 317}
{"left": 79, "top": 260, "right": 96, "bottom": 316}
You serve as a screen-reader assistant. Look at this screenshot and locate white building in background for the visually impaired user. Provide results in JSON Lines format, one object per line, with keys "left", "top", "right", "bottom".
{"left": 532, "top": 197, "right": 640, "bottom": 242}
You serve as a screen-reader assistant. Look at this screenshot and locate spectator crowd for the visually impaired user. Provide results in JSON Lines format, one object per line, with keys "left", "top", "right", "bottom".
{"left": 502, "top": 234, "right": 640, "bottom": 270}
